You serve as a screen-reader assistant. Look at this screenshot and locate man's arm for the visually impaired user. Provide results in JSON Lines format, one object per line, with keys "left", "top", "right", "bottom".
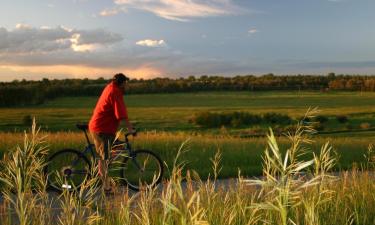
{"left": 125, "top": 119, "right": 135, "bottom": 133}
{"left": 113, "top": 91, "right": 134, "bottom": 133}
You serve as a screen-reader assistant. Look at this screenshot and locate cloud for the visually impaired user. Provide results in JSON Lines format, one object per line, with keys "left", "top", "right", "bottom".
{"left": 0, "top": 24, "right": 174, "bottom": 74}
{"left": 99, "top": 8, "right": 122, "bottom": 16}
{"left": 248, "top": 28, "right": 258, "bottom": 34}
{"left": 113, "top": 0, "right": 245, "bottom": 21}
{"left": 0, "top": 24, "right": 266, "bottom": 80}
{"left": 0, "top": 24, "right": 123, "bottom": 54}
{"left": 73, "top": 29, "right": 123, "bottom": 45}
{"left": 0, "top": 24, "right": 280, "bottom": 80}
{"left": 136, "top": 39, "right": 166, "bottom": 47}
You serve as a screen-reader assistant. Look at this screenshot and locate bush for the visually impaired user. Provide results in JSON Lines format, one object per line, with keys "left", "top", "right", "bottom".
{"left": 345, "top": 123, "right": 353, "bottom": 130}
{"left": 336, "top": 115, "right": 348, "bottom": 123}
{"left": 192, "top": 111, "right": 293, "bottom": 128}
{"left": 192, "top": 112, "right": 222, "bottom": 127}
{"left": 230, "top": 118, "right": 242, "bottom": 128}
{"left": 297, "top": 116, "right": 310, "bottom": 123}
{"left": 22, "top": 115, "right": 33, "bottom": 126}
{"left": 191, "top": 111, "right": 263, "bottom": 128}
{"left": 263, "top": 113, "right": 292, "bottom": 125}
{"left": 232, "top": 112, "right": 262, "bottom": 125}
{"left": 313, "top": 122, "right": 325, "bottom": 131}
{"left": 314, "top": 115, "right": 329, "bottom": 123}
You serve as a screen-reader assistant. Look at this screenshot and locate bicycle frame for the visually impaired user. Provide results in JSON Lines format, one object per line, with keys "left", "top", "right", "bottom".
{"left": 79, "top": 126, "right": 140, "bottom": 168}
{"left": 47, "top": 124, "right": 162, "bottom": 192}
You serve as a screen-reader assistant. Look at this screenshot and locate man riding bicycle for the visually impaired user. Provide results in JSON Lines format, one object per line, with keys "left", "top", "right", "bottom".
{"left": 89, "top": 73, "right": 134, "bottom": 192}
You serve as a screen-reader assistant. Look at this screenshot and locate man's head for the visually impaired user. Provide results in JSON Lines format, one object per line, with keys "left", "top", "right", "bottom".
{"left": 112, "top": 73, "right": 129, "bottom": 91}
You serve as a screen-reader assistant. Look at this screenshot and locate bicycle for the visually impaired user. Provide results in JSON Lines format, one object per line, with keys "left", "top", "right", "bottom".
{"left": 44, "top": 124, "right": 164, "bottom": 192}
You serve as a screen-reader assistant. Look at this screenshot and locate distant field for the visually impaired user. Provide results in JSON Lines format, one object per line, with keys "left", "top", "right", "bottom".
{"left": 1, "top": 91, "right": 375, "bottom": 134}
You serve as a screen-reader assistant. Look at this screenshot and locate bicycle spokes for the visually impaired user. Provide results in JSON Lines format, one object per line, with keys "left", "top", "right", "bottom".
{"left": 121, "top": 150, "right": 163, "bottom": 190}
{"left": 46, "top": 150, "right": 91, "bottom": 191}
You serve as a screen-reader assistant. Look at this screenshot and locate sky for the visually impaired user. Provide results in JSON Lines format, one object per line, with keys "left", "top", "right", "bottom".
{"left": 0, "top": 0, "right": 375, "bottom": 81}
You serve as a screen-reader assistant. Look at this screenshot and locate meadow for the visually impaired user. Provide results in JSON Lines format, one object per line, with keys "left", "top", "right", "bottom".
{"left": 0, "top": 118, "right": 374, "bottom": 225}
{"left": 1, "top": 91, "right": 375, "bottom": 133}
{"left": 0, "top": 91, "right": 375, "bottom": 224}
{"left": 0, "top": 91, "right": 375, "bottom": 177}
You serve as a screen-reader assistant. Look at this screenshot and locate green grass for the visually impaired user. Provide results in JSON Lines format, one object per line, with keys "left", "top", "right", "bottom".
{"left": 0, "top": 91, "right": 374, "bottom": 177}
{"left": 2, "top": 91, "right": 375, "bottom": 133}
{"left": 0, "top": 131, "right": 371, "bottom": 178}
{"left": 1, "top": 117, "right": 374, "bottom": 225}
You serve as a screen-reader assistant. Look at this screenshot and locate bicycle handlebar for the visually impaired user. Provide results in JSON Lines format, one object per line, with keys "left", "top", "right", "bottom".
{"left": 125, "top": 129, "right": 137, "bottom": 138}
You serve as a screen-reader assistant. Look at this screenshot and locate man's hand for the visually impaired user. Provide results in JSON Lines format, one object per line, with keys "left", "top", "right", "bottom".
{"left": 125, "top": 120, "right": 136, "bottom": 134}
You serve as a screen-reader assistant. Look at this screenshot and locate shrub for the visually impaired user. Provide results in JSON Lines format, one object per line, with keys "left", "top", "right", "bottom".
{"left": 193, "top": 112, "right": 222, "bottom": 127}
{"left": 230, "top": 118, "right": 242, "bottom": 128}
{"left": 314, "top": 115, "right": 329, "bottom": 123}
{"left": 336, "top": 115, "right": 348, "bottom": 123}
{"left": 191, "top": 111, "right": 263, "bottom": 128}
{"left": 233, "top": 112, "right": 262, "bottom": 124}
{"left": 263, "top": 113, "right": 292, "bottom": 125}
{"left": 297, "top": 116, "right": 310, "bottom": 124}
{"left": 345, "top": 123, "right": 353, "bottom": 130}
{"left": 313, "top": 122, "right": 325, "bottom": 131}
{"left": 192, "top": 111, "right": 292, "bottom": 128}
{"left": 22, "top": 115, "right": 33, "bottom": 126}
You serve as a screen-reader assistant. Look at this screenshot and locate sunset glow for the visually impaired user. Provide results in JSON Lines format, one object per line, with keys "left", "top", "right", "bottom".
{"left": 0, "top": 64, "right": 163, "bottom": 80}
{"left": 1, "top": 0, "right": 375, "bottom": 81}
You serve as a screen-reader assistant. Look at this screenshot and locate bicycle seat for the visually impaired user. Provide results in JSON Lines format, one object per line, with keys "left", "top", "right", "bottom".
{"left": 76, "top": 124, "right": 88, "bottom": 131}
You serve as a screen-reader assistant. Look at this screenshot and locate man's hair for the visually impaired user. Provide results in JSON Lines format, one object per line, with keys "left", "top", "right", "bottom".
{"left": 112, "top": 73, "right": 129, "bottom": 85}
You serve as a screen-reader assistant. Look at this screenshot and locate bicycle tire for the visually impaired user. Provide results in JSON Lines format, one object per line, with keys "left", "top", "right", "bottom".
{"left": 44, "top": 149, "right": 91, "bottom": 192}
{"left": 121, "top": 149, "right": 163, "bottom": 191}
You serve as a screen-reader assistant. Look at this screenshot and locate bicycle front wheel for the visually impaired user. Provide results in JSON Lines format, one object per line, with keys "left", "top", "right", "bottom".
{"left": 121, "top": 149, "right": 163, "bottom": 191}
{"left": 45, "top": 149, "right": 91, "bottom": 192}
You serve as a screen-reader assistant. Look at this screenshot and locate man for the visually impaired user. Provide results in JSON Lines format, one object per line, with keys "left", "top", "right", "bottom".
{"left": 89, "top": 73, "right": 134, "bottom": 191}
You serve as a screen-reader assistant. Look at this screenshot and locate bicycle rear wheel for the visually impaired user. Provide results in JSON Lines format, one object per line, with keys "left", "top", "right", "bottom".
{"left": 121, "top": 149, "right": 163, "bottom": 191}
{"left": 45, "top": 149, "right": 91, "bottom": 192}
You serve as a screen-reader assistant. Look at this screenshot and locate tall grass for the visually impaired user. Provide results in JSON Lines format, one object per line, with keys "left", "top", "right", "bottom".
{"left": 0, "top": 130, "right": 370, "bottom": 178}
{"left": 0, "top": 119, "right": 50, "bottom": 225}
{"left": 54, "top": 163, "right": 103, "bottom": 225}
{"left": 0, "top": 114, "right": 374, "bottom": 224}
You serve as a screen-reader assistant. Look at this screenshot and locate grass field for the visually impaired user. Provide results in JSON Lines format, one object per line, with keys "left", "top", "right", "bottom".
{"left": 0, "top": 131, "right": 372, "bottom": 178}
{"left": 1, "top": 121, "right": 374, "bottom": 225}
{"left": 1, "top": 96, "right": 374, "bottom": 224}
{"left": 0, "top": 91, "right": 374, "bottom": 177}
{"left": 1, "top": 91, "right": 375, "bottom": 134}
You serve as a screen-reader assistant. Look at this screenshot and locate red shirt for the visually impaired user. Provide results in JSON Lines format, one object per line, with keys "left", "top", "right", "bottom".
{"left": 89, "top": 82, "right": 128, "bottom": 135}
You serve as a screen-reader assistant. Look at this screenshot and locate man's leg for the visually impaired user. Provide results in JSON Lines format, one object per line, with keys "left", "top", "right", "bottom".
{"left": 101, "top": 135, "right": 114, "bottom": 190}
{"left": 91, "top": 132, "right": 113, "bottom": 190}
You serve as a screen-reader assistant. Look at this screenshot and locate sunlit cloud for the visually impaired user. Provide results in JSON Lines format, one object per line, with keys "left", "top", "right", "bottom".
{"left": 248, "top": 28, "right": 258, "bottom": 34}
{"left": 99, "top": 8, "right": 122, "bottom": 17}
{"left": 70, "top": 34, "right": 97, "bottom": 52}
{"left": 0, "top": 24, "right": 123, "bottom": 54}
{"left": 113, "top": 0, "right": 246, "bottom": 21}
{"left": 15, "top": 23, "right": 32, "bottom": 29}
{"left": 136, "top": 39, "right": 166, "bottom": 47}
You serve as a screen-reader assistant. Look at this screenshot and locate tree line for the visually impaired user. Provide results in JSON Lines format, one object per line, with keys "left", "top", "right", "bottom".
{"left": 1, "top": 73, "right": 375, "bottom": 106}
